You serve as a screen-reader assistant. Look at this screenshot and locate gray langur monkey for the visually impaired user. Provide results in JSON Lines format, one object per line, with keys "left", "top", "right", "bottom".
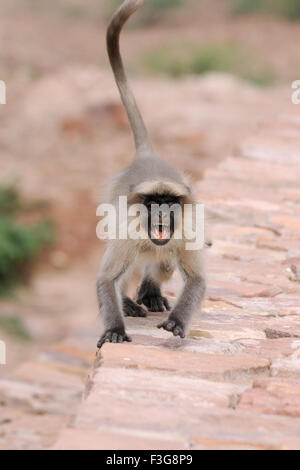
{"left": 97, "top": 0, "right": 206, "bottom": 348}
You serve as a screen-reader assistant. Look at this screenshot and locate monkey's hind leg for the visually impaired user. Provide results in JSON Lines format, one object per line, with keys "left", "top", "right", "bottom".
{"left": 119, "top": 263, "right": 148, "bottom": 318}
{"left": 123, "top": 296, "right": 147, "bottom": 317}
{"left": 137, "top": 262, "right": 174, "bottom": 312}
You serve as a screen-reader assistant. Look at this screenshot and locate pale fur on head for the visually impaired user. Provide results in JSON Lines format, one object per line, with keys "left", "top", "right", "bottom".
{"left": 133, "top": 179, "right": 191, "bottom": 198}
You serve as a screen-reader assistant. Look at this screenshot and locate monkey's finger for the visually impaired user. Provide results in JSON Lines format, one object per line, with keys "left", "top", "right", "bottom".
{"left": 136, "top": 298, "right": 142, "bottom": 305}
{"left": 173, "top": 327, "right": 185, "bottom": 338}
{"left": 165, "top": 321, "right": 175, "bottom": 331}
{"left": 174, "top": 327, "right": 185, "bottom": 339}
{"left": 163, "top": 298, "right": 171, "bottom": 311}
{"left": 140, "top": 309, "right": 147, "bottom": 317}
{"left": 97, "top": 333, "right": 110, "bottom": 348}
{"left": 112, "top": 333, "right": 118, "bottom": 343}
{"left": 124, "top": 335, "right": 132, "bottom": 343}
{"left": 155, "top": 299, "right": 164, "bottom": 312}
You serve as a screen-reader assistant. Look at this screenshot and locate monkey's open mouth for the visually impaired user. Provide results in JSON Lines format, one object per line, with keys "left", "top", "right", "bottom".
{"left": 152, "top": 224, "right": 170, "bottom": 240}
{"left": 149, "top": 224, "right": 172, "bottom": 245}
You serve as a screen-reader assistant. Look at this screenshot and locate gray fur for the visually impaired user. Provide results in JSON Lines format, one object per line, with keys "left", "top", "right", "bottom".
{"left": 97, "top": 0, "right": 206, "bottom": 348}
{"left": 107, "top": 0, "right": 151, "bottom": 152}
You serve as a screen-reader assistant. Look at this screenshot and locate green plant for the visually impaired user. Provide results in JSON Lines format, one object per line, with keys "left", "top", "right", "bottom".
{"left": 231, "top": 0, "right": 264, "bottom": 14}
{"left": 0, "top": 184, "right": 22, "bottom": 215}
{"left": 277, "top": 0, "right": 300, "bottom": 20}
{"left": 0, "top": 184, "right": 55, "bottom": 296}
{"left": 232, "top": 0, "right": 300, "bottom": 20}
{"left": 141, "top": 42, "right": 275, "bottom": 85}
{"left": 0, "top": 315, "right": 30, "bottom": 340}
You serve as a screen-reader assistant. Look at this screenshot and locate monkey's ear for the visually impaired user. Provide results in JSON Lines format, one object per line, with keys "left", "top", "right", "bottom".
{"left": 183, "top": 183, "right": 191, "bottom": 195}
{"left": 181, "top": 172, "right": 193, "bottom": 195}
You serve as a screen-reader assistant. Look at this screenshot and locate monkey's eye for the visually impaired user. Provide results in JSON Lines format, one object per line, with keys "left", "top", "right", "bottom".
{"left": 146, "top": 201, "right": 157, "bottom": 207}
{"left": 170, "top": 197, "right": 181, "bottom": 206}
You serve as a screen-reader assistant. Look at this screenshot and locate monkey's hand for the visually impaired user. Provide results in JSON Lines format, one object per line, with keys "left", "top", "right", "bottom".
{"left": 157, "top": 316, "right": 185, "bottom": 339}
{"left": 97, "top": 327, "right": 132, "bottom": 349}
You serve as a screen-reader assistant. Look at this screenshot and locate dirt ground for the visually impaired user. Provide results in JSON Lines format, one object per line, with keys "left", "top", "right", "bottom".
{"left": 0, "top": 0, "right": 299, "bottom": 373}
{"left": 2, "top": 0, "right": 300, "bottom": 82}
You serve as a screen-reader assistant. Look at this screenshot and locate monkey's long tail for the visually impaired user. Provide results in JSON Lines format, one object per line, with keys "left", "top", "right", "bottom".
{"left": 107, "top": 0, "right": 152, "bottom": 153}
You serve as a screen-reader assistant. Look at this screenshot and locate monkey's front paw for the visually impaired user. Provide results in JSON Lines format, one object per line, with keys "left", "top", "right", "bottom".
{"left": 137, "top": 294, "right": 171, "bottom": 312}
{"left": 157, "top": 319, "right": 185, "bottom": 338}
{"left": 97, "top": 328, "right": 132, "bottom": 349}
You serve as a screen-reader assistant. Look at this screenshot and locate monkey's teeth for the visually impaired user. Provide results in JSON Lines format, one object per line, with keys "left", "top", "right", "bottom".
{"left": 152, "top": 226, "right": 169, "bottom": 240}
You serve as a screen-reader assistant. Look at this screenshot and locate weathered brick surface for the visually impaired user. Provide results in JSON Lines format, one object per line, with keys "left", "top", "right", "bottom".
{"left": 53, "top": 428, "right": 187, "bottom": 451}
{"left": 238, "top": 378, "right": 300, "bottom": 417}
{"left": 3, "top": 111, "right": 300, "bottom": 450}
{"left": 51, "top": 113, "right": 300, "bottom": 450}
{"left": 0, "top": 339, "right": 95, "bottom": 449}
{"left": 98, "top": 343, "right": 269, "bottom": 383}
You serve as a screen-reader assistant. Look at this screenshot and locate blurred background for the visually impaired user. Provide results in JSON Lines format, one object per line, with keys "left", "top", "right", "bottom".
{"left": 0, "top": 0, "right": 299, "bottom": 373}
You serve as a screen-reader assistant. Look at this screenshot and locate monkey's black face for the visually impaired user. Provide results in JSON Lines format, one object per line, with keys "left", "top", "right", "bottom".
{"left": 143, "top": 194, "right": 182, "bottom": 246}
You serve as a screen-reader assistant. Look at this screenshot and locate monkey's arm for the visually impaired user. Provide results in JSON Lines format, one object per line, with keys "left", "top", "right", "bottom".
{"left": 97, "top": 243, "right": 135, "bottom": 348}
{"left": 158, "top": 251, "right": 206, "bottom": 338}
